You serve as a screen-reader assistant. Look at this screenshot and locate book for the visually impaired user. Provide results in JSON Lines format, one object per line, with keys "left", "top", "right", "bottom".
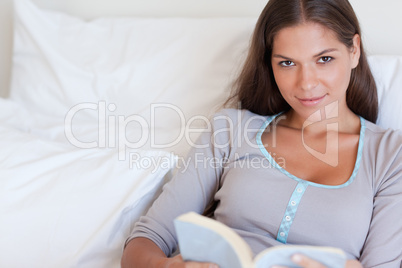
{"left": 174, "top": 212, "right": 347, "bottom": 268}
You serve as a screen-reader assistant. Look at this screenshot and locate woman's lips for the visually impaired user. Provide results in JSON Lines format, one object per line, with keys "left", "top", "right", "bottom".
{"left": 298, "top": 94, "right": 327, "bottom": 107}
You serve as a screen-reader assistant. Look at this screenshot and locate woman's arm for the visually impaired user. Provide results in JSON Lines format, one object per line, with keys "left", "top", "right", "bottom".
{"left": 121, "top": 238, "right": 167, "bottom": 268}
{"left": 359, "top": 130, "right": 402, "bottom": 267}
{"left": 121, "top": 110, "right": 242, "bottom": 267}
{"left": 121, "top": 237, "right": 218, "bottom": 268}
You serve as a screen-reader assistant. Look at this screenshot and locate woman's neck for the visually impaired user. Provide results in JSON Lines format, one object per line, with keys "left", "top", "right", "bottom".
{"left": 280, "top": 106, "right": 361, "bottom": 135}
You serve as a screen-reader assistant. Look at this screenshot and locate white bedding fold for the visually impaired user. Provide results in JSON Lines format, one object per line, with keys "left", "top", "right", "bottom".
{"left": 0, "top": 117, "right": 176, "bottom": 268}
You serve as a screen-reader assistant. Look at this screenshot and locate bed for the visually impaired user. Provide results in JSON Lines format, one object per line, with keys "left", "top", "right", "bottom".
{"left": 0, "top": 0, "right": 401, "bottom": 267}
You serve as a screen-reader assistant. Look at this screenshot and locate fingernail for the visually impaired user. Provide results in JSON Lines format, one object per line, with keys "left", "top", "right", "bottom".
{"left": 291, "top": 254, "right": 303, "bottom": 263}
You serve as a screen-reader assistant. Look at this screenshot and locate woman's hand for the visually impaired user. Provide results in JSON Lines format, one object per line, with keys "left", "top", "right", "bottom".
{"left": 162, "top": 254, "right": 219, "bottom": 268}
{"left": 121, "top": 238, "right": 219, "bottom": 268}
{"left": 271, "top": 254, "right": 362, "bottom": 268}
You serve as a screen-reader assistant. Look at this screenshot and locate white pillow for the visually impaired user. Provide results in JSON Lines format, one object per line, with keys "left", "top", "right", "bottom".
{"left": 9, "top": 0, "right": 402, "bottom": 153}
{"left": 0, "top": 124, "right": 175, "bottom": 268}
{"left": 10, "top": 0, "right": 256, "bottom": 156}
{"left": 368, "top": 55, "right": 402, "bottom": 130}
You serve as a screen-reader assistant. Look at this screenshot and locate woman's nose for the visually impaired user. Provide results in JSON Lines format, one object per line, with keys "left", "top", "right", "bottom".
{"left": 299, "top": 65, "right": 319, "bottom": 91}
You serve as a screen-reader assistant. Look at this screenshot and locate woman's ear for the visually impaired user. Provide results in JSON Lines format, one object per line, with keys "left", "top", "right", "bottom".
{"left": 351, "top": 34, "right": 361, "bottom": 69}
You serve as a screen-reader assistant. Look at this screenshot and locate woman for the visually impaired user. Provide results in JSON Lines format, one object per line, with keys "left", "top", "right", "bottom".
{"left": 121, "top": 0, "right": 402, "bottom": 267}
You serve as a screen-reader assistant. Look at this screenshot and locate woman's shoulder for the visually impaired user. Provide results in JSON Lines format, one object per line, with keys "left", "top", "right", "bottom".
{"left": 363, "top": 119, "right": 402, "bottom": 186}
{"left": 364, "top": 118, "right": 402, "bottom": 144}
{"left": 363, "top": 119, "right": 402, "bottom": 159}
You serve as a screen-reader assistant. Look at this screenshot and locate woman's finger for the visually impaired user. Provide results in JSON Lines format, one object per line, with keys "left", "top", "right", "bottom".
{"left": 185, "top": 262, "right": 219, "bottom": 268}
{"left": 167, "top": 255, "right": 219, "bottom": 268}
{"left": 290, "top": 254, "right": 326, "bottom": 268}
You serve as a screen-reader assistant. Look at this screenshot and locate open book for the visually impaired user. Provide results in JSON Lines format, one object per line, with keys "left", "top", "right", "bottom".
{"left": 174, "top": 212, "right": 347, "bottom": 268}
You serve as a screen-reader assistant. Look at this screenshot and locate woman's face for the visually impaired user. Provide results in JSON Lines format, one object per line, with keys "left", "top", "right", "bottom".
{"left": 271, "top": 22, "right": 360, "bottom": 121}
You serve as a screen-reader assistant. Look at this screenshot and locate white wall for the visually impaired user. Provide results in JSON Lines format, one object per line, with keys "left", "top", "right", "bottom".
{"left": 0, "top": 0, "right": 401, "bottom": 97}
{"left": 349, "top": 0, "right": 402, "bottom": 56}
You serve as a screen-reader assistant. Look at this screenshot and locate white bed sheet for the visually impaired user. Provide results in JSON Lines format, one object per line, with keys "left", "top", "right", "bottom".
{"left": 0, "top": 98, "right": 176, "bottom": 268}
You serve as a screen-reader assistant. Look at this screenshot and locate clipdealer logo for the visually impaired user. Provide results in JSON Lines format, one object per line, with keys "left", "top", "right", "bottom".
{"left": 301, "top": 101, "right": 339, "bottom": 167}
{"left": 64, "top": 101, "right": 340, "bottom": 167}
{"left": 64, "top": 102, "right": 215, "bottom": 160}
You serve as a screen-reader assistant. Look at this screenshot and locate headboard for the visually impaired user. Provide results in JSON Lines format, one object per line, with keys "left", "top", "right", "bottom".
{"left": 0, "top": 0, "right": 401, "bottom": 97}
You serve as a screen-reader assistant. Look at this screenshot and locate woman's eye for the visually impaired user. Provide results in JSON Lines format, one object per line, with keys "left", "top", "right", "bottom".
{"left": 318, "top": 56, "right": 333, "bottom": 63}
{"left": 280, "top": 61, "right": 295, "bottom": 67}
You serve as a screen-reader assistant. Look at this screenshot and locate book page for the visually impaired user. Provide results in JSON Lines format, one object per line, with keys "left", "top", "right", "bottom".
{"left": 174, "top": 212, "right": 254, "bottom": 268}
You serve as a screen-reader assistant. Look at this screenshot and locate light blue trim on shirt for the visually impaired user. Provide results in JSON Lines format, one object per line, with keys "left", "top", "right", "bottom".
{"left": 256, "top": 114, "right": 366, "bottom": 189}
{"left": 256, "top": 113, "right": 366, "bottom": 243}
{"left": 276, "top": 181, "right": 309, "bottom": 243}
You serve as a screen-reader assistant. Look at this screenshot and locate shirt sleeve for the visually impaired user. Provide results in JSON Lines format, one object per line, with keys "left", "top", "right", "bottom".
{"left": 360, "top": 129, "right": 402, "bottom": 267}
{"left": 125, "top": 110, "right": 238, "bottom": 257}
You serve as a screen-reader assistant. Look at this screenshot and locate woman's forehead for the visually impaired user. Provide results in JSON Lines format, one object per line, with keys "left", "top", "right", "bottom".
{"left": 272, "top": 22, "right": 344, "bottom": 55}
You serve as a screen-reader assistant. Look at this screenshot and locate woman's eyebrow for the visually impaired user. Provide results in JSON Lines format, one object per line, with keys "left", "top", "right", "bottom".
{"left": 272, "top": 54, "right": 292, "bottom": 60}
{"left": 272, "top": 48, "right": 339, "bottom": 60}
{"left": 313, "top": 48, "right": 338, "bottom": 57}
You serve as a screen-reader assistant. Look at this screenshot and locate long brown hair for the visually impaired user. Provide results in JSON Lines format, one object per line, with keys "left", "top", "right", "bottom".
{"left": 226, "top": 0, "right": 378, "bottom": 123}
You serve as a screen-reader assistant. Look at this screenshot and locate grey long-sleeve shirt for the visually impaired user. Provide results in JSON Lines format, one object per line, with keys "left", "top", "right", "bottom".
{"left": 127, "top": 109, "right": 402, "bottom": 267}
